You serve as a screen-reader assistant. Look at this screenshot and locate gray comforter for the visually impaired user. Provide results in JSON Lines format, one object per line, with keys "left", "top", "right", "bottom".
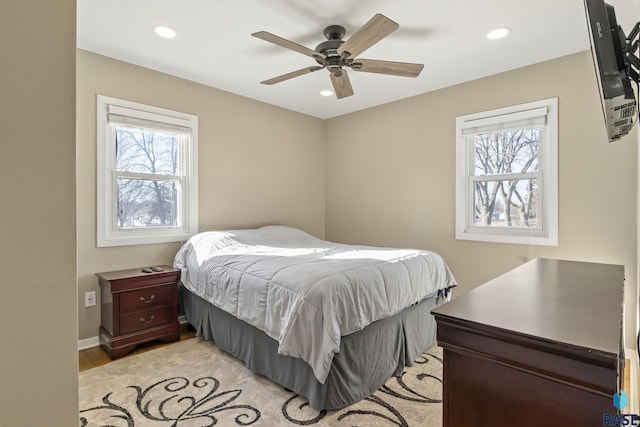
{"left": 174, "top": 225, "right": 456, "bottom": 383}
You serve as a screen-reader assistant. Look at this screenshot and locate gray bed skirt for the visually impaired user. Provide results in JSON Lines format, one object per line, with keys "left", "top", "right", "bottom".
{"left": 182, "top": 286, "right": 448, "bottom": 411}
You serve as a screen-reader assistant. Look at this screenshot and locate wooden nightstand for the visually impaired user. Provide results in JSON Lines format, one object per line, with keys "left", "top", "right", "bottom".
{"left": 96, "top": 265, "right": 181, "bottom": 359}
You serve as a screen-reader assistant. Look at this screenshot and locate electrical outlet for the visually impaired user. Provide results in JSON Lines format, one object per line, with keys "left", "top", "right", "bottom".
{"left": 85, "top": 291, "right": 96, "bottom": 307}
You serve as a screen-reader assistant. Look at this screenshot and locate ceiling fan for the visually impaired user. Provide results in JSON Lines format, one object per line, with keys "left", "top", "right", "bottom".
{"left": 252, "top": 14, "right": 424, "bottom": 99}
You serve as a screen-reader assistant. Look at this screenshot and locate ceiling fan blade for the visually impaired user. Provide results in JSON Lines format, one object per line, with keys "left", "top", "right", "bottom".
{"left": 337, "top": 14, "right": 399, "bottom": 59}
{"left": 351, "top": 59, "right": 424, "bottom": 78}
{"left": 330, "top": 70, "right": 354, "bottom": 99}
{"left": 252, "top": 31, "right": 325, "bottom": 60}
{"left": 260, "top": 66, "right": 323, "bottom": 85}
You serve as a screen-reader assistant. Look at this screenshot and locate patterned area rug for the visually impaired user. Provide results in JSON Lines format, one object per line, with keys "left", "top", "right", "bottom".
{"left": 79, "top": 338, "right": 443, "bottom": 426}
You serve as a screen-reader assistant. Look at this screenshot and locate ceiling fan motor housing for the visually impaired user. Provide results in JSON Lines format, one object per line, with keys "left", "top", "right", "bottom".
{"left": 316, "top": 25, "right": 348, "bottom": 73}
{"left": 317, "top": 25, "right": 346, "bottom": 53}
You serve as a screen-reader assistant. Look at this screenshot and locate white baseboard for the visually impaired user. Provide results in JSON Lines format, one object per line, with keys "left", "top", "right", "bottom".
{"left": 78, "top": 336, "right": 100, "bottom": 351}
{"left": 78, "top": 315, "right": 189, "bottom": 352}
{"left": 626, "top": 347, "right": 638, "bottom": 415}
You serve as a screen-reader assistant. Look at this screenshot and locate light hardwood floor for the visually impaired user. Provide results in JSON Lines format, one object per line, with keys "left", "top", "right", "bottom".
{"left": 79, "top": 324, "right": 196, "bottom": 372}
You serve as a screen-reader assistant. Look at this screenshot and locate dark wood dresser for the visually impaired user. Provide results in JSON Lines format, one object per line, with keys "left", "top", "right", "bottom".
{"left": 432, "top": 258, "right": 624, "bottom": 427}
{"left": 97, "top": 265, "right": 181, "bottom": 359}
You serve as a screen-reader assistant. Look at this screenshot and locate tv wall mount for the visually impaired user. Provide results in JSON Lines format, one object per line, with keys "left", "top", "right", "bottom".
{"left": 624, "top": 21, "right": 639, "bottom": 84}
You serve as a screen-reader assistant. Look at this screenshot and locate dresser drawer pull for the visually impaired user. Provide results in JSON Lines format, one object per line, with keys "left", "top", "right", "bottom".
{"left": 139, "top": 295, "right": 155, "bottom": 304}
{"left": 140, "top": 315, "right": 155, "bottom": 324}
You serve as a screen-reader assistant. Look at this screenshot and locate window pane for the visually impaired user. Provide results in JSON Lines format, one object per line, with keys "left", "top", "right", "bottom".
{"left": 115, "top": 125, "right": 180, "bottom": 175}
{"left": 117, "top": 178, "right": 179, "bottom": 228}
{"left": 473, "top": 179, "right": 538, "bottom": 228}
{"left": 474, "top": 128, "right": 539, "bottom": 176}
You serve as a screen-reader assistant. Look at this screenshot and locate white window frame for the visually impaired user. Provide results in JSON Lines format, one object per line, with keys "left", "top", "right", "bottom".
{"left": 455, "top": 98, "right": 558, "bottom": 246}
{"left": 96, "top": 95, "right": 198, "bottom": 247}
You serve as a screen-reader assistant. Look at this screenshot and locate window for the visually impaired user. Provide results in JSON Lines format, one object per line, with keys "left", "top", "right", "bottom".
{"left": 97, "top": 95, "right": 198, "bottom": 246}
{"left": 455, "top": 98, "right": 558, "bottom": 246}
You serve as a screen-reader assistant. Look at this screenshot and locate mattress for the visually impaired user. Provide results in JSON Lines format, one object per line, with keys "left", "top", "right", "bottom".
{"left": 174, "top": 225, "right": 457, "bottom": 383}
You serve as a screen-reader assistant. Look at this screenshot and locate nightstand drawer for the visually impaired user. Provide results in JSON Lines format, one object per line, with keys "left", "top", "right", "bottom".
{"left": 97, "top": 265, "right": 180, "bottom": 359}
{"left": 120, "top": 285, "right": 173, "bottom": 313}
{"left": 120, "top": 306, "right": 172, "bottom": 335}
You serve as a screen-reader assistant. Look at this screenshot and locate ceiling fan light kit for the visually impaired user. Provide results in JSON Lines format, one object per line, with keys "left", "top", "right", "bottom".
{"left": 252, "top": 14, "right": 424, "bottom": 99}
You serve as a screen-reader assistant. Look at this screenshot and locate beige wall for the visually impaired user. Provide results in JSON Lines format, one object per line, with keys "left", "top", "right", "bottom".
{"left": 76, "top": 50, "right": 325, "bottom": 340}
{"left": 78, "top": 49, "right": 639, "bottom": 347}
{"left": 325, "top": 50, "right": 638, "bottom": 346}
{"left": 0, "top": 1, "right": 78, "bottom": 425}
{"left": 0, "top": 4, "right": 633, "bottom": 424}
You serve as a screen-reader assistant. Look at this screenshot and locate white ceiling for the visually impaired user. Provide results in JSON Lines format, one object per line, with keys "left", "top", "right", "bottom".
{"left": 77, "top": 0, "right": 638, "bottom": 120}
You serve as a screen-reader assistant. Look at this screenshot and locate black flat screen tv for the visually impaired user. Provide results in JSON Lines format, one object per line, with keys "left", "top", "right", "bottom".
{"left": 584, "top": 0, "right": 638, "bottom": 142}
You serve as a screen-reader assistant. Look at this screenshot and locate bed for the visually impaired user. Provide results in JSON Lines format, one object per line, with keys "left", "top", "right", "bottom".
{"left": 174, "top": 225, "right": 457, "bottom": 410}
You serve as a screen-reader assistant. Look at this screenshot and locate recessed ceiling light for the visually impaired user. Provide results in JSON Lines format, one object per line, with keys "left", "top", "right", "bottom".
{"left": 154, "top": 25, "right": 176, "bottom": 39}
{"left": 320, "top": 90, "right": 333, "bottom": 97}
{"left": 487, "top": 27, "right": 510, "bottom": 40}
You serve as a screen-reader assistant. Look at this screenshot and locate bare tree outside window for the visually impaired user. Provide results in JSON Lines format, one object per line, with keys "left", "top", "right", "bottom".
{"left": 472, "top": 127, "right": 539, "bottom": 229}
{"left": 97, "top": 95, "right": 198, "bottom": 247}
{"left": 115, "top": 125, "right": 181, "bottom": 229}
{"left": 456, "top": 98, "right": 557, "bottom": 246}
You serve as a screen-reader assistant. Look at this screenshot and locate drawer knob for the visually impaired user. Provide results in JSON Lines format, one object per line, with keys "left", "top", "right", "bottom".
{"left": 139, "top": 295, "right": 155, "bottom": 304}
{"left": 140, "top": 315, "right": 156, "bottom": 324}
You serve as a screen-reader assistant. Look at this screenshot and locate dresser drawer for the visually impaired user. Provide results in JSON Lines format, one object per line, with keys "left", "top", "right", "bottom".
{"left": 119, "top": 285, "right": 173, "bottom": 313}
{"left": 119, "top": 306, "right": 173, "bottom": 335}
